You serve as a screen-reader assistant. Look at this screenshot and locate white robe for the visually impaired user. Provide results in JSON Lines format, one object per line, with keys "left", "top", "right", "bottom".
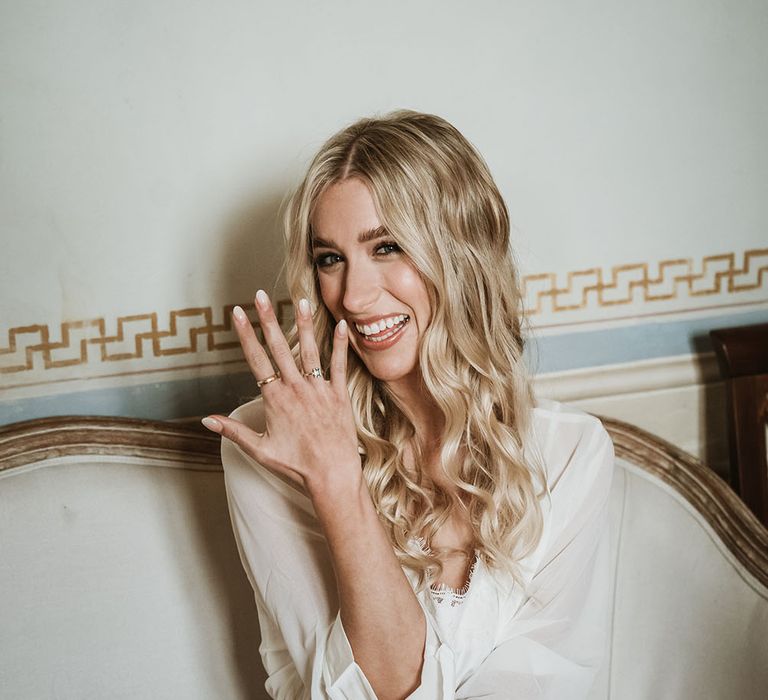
{"left": 221, "top": 397, "right": 614, "bottom": 699}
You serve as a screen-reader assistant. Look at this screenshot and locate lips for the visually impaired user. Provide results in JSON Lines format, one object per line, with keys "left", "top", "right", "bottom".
{"left": 354, "top": 316, "right": 410, "bottom": 351}
{"left": 353, "top": 314, "right": 410, "bottom": 337}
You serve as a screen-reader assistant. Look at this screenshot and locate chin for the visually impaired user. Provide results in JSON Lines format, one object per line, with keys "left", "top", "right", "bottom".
{"left": 358, "top": 359, "right": 419, "bottom": 384}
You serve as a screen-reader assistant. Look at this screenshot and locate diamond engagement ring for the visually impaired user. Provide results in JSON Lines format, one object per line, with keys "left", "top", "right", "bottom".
{"left": 303, "top": 367, "right": 323, "bottom": 379}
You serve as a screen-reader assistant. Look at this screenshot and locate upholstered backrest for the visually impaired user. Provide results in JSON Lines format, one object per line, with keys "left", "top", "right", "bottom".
{"left": 1, "top": 417, "right": 766, "bottom": 699}
{"left": 0, "top": 421, "right": 268, "bottom": 699}
{"left": 589, "top": 456, "right": 768, "bottom": 700}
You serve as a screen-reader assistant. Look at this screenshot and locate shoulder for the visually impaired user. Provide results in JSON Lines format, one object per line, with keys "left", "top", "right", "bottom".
{"left": 520, "top": 400, "right": 615, "bottom": 576}
{"left": 531, "top": 398, "right": 614, "bottom": 506}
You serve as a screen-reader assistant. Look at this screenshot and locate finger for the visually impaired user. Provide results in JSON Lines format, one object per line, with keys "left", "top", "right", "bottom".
{"left": 202, "top": 414, "right": 263, "bottom": 450}
{"left": 255, "top": 289, "right": 302, "bottom": 382}
{"left": 231, "top": 305, "right": 276, "bottom": 384}
{"left": 296, "top": 298, "right": 322, "bottom": 376}
{"left": 330, "top": 319, "right": 349, "bottom": 394}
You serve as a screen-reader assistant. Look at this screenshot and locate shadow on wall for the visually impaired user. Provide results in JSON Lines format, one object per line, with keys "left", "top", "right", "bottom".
{"left": 203, "top": 185, "right": 291, "bottom": 314}
{"left": 175, "top": 186, "right": 292, "bottom": 420}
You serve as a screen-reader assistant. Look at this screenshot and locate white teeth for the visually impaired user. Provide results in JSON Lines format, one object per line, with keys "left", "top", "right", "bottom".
{"left": 354, "top": 314, "right": 408, "bottom": 337}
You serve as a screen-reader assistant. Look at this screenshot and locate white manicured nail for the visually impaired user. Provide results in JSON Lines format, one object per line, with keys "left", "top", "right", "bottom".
{"left": 201, "top": 417, "right": 222, "bottom": 433}
{"left": 255, "top": 290, "right": 269, "bottom": 309}
{"left": 299, "top": 298, "right": 310, "bottom": 318}
{"left": 232, "top": 305, "right": 247, "bottom": 323}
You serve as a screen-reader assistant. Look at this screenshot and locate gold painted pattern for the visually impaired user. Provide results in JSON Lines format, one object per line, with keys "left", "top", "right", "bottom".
{"left": 0, "top": 301, "right": 293, "bottom": 375}
{"left": 2, "top": 248, "right": 766, "bottom": 376}
{"left": 523, "top": 248, "right": 767, "bottom": 314}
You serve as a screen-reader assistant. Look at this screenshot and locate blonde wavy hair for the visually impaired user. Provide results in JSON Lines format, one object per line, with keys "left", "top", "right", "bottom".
{"left": 281, "top": 110, "right": 545, "bottom": 589}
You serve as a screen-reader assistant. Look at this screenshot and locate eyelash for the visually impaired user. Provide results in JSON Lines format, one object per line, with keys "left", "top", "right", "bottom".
{"left": 313, "top": 241, "right": 402, "bottom": 269}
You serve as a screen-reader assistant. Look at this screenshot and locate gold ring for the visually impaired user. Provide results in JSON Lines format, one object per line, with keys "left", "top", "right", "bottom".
{"left": 256, "top": 372, "right": 281, "bottom": 388}
{"left": 303, "top": 367, "right": 323, "bottom": 379}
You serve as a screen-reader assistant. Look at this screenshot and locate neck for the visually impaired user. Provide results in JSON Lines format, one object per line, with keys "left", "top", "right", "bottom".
{"left": 385, "top": 373, "right": 444, "bottom": 451}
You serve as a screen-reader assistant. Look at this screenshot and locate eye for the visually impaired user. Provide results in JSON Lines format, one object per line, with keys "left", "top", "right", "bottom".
{"left": 313, "top": 252, "right": 342, "bottom": 269}
{"left": 375, "top": 241, "right": 402, "bottom": 256}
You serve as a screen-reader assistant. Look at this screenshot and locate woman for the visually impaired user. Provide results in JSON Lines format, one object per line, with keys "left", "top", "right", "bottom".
{"left": 202, "top": 111, "right": 614, "bottom": 699}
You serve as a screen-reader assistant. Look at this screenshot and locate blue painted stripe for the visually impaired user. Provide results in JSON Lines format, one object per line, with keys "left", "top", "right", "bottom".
{"left": 1, "top": 307, "right": 766, "bottom": 425}
{"left": 528, "top": 307, "right": 768, "bottom": 373}
{"left": 0, "top": 372, "right": 255, "bottom": 425}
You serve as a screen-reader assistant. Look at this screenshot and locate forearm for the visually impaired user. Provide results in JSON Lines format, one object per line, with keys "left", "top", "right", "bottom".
{"left": 310, "top": 475, "right": 426, "bottom": 700}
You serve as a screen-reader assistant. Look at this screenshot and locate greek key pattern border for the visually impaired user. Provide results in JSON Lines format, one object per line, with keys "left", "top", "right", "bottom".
{"left": 522, "top": 248, "right": 767, "bottom": 313}
{"left": 1, "top": 248, "right": 766, "bottom": 376}
{"left": 0, "top": 300, "right": 292, "bottom": 376}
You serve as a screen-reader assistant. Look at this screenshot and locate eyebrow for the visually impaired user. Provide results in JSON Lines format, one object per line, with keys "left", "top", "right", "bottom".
{"left": 311, "top": 225, "right": 388, "bottom": 249}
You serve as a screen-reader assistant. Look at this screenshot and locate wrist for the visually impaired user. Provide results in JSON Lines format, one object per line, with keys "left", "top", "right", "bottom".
{"left": 305, "top": 459, "right": 367, "bottom": 508}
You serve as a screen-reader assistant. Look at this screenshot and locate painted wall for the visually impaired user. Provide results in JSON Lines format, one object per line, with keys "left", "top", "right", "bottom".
{"left": 2, "top": 1, "right": 766, "bottom": 471}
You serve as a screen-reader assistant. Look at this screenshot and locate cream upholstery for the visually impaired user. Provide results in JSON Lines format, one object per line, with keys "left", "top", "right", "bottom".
{"left": 0, "top": 417, "right": 766, "bottom": 699}
{"left": 589, "top": 458, "right": 768, "bottom": 699}
{"left": 0, "top": 454, "right": 265, "bottom": 698}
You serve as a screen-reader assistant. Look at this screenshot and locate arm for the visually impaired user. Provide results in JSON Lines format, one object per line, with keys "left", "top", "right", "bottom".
{"left": 209, "top": 293, "right": 429, "bottom": 699}
{"left": 222, "top": 398, "right": 449, "bottom": 699}
{"left": 311, "top": 475, "right": 427, "bottom": 699}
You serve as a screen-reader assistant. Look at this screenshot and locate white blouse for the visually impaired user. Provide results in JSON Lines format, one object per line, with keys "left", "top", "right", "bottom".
{"left": 222, "top": 398, "right": 614, "bottom": 699}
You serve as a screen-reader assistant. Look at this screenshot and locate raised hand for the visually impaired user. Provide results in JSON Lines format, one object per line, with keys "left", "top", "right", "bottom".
{"left": 202, "top": 289, "right": 362, "bottom": 498}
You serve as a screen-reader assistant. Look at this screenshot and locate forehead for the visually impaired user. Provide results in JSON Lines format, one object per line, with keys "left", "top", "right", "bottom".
{"left": 311, "top": 178, "right": 383, "bottom": 245}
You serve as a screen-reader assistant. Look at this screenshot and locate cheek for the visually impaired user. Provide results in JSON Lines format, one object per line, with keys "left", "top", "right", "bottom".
{"left": 318, "top": 277, "right": 341, "bottom": 316}
{"left": 392, "top": 268, "right": 431, "bottom": 320}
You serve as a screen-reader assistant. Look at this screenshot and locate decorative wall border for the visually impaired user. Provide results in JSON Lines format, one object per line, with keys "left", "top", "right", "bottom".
{"left": 1, "top": 248, "right": 766, "bottom": 378}
{"left": 0, "top": 300, "right": 293, "bottom": 376}
{"left": 523, "top": 248, "right": 767, "bottom": 314}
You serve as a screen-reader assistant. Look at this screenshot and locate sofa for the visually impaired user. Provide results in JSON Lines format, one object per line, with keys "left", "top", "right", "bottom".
{"left": 1, "top": 414, "right": 766, "bottom": 699}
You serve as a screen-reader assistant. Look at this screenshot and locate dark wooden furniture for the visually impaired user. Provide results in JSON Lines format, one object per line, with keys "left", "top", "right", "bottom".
{"left": 710, "top": 322, "right": 768, "bottom": 527}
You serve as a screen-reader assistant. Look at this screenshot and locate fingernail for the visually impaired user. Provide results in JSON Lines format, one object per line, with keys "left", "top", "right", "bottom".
{"left": 338, "top": 319, "right": 347, "bottom": 337}
{"left": 232, "top": 305, "right": 247, "bottom": 323}
{"left": 201, "top": 416, "right": 222, "bottom": 433}
{"left": 255, "top": 289, "right": 269, "bottom": 309}
{"left": 298, "top": 298, "right": 310, "bottom": 318}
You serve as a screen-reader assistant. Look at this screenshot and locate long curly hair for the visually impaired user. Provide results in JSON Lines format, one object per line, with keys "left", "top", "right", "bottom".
{"left": 280, "top": 110, "right": 545, "bottom": 589}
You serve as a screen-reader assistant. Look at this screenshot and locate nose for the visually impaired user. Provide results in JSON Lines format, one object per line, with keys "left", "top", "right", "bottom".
{"left": 342, "top": 259, "right": 380, "bottom": 314}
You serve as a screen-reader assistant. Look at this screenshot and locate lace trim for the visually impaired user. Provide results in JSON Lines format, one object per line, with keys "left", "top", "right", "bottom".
{"left": 412, "top": 536, "right": 479, "bottom": 607}
{"left": 429, "top": 556, "right": 479, "bottom": 607}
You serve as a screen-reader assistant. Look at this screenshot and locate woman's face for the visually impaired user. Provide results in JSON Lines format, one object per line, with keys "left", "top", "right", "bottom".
{"left": 311, "top": 178, "right": 431, "bottom": 389}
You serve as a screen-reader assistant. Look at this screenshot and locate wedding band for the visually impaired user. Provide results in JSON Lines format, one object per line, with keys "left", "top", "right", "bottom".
{"left": 303, "top": 367, "right": 323, "bottom": 379}
{"left": 256, "top": 372, "right": 281, "bottom": 388}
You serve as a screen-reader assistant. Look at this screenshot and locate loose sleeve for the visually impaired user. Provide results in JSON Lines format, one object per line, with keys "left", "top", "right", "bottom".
{"left": 221, "top": 399, "right": 450, "bottom": 699}
{"left": 456, "top": 410, "right": 614, "bottom": 700}
{"left": 222, "top": 400, "right": 383, "bottom": 698}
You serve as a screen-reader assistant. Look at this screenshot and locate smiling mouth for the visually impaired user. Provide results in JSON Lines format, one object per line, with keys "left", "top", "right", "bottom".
{"left": 354, "top": 315, "right": 410, "bottom": 343}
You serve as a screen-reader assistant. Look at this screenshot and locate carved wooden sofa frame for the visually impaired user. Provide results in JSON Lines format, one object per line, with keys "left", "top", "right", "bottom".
{"left": 1, "top": 416, "right": 766, "bottom": 699}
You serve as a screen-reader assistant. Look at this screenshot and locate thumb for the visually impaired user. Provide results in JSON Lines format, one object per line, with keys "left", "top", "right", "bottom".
{"left": 202, "top": 415, "right": 262, "bottom": 455}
